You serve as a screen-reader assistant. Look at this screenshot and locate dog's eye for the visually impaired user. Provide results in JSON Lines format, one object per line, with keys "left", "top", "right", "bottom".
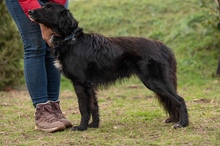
{"left": 45, "top": 5, "right": 52, "bottom": 11}
{"left": 47, "top": 7, "right": 52, "bottom": 11}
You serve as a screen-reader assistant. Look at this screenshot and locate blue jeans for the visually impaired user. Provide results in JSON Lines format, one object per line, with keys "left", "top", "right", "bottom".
{"left": 5, "top": 0, "right": 68, "bottom": 107}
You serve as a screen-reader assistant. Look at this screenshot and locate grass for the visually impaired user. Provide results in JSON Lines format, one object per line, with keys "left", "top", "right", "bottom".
{"left": 1, "top": 0, "right": 220, "bottom": 145}
{"left": 1, "top": 80, "right": 220, "bottom": 145}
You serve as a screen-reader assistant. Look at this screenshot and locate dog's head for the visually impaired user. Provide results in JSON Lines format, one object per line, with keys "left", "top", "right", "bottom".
{"left": 28, "top": 2, "right": 79, "bottom": 39}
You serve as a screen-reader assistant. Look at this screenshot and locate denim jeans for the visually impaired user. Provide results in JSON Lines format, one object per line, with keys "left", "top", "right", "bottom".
{"left": 5, "top": 0, "right": 68, "bottom": 107}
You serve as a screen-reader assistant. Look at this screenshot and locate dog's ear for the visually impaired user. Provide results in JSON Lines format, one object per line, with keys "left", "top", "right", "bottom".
{"left": 59, "top": 10, "right": 77, "bottom": 35}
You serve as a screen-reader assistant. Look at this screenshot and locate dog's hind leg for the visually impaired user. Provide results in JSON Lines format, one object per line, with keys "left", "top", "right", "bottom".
{"left": 137, "top": 61, "right": 189, "bottom": 128}
{"left": 141, "top": 78, "right": 188, "bottom": 128}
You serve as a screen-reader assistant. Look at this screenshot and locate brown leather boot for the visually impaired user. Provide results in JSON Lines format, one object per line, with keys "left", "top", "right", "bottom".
{"left": 50, "top": 100, "right": 73, "bottom": 128}
{"left": 35, "top": 101, "right": 65, "bottom": 132}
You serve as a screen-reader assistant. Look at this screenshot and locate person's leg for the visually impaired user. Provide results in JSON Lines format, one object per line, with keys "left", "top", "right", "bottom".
{"left": 5, "top": 0, "right": 48, "bottom": 106}
{"left": 64, "top": 0, "right": 68, "bottom": 8}
{"left": 5, "top": 0, "right": 65, "bottom": 132}
{"left": 45, "top": 48, "right": 61, "bottom": 102}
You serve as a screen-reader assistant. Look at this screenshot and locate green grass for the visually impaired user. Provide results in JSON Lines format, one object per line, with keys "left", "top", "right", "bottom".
{"left": 1, "top": 80, "right": 220, "bottom": 145}
{"left": 1, "top": 0, "right": 220, "bottom": 145}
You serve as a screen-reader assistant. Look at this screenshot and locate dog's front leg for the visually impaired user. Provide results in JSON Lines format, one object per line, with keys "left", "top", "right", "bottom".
{"left": 71, "top": 83, "right": 90, "bottom": 131}
{"left": 86, "top": 84, "right": 99, "bottom": 128}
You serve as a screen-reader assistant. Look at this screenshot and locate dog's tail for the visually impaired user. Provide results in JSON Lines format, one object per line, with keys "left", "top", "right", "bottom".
{"left": 156, "top": 44, "right": 179, "bottom": 121}
{"left": 166, "top": 45, "right": 177, "bottom": 91}
{"left": 154, "top": 41, "right": 177, "bottom": 90}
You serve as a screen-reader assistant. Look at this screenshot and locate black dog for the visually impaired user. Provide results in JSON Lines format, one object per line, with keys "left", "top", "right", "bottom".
{"left": 28, "top": 2, "right": 189, "bottom": 131}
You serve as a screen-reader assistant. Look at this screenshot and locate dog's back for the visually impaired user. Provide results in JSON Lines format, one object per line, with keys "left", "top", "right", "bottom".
{"left": 59, "top": 33, "right": 176, "bottom": 89}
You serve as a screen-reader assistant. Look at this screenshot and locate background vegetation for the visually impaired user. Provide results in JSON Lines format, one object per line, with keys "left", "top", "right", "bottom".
{"left": 1, "top": 0, "right": 220, "bottom": 145}
{"left": 0, "top": 1, "right": 23, "bottom": 90}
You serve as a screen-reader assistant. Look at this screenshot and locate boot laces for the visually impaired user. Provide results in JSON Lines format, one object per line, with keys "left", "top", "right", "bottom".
{"left": 41, "top": 105, "right": 58, "bottom": 123}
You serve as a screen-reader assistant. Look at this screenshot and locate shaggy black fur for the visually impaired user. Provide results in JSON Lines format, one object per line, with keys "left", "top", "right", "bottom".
{"left": 28, "top": 2, "right": 189, "bottom": 131}
{"left": 216, "top": 58, "right": 220, "bottom": 76}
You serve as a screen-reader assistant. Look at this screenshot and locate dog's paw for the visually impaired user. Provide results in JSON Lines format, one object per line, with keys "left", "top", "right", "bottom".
{"left": 71, "top": 126, "right": 87, "bottom": 131}
{"left": 165, "top": 117, "right": 179, "bottom": 123}
{"left": 88, "top": 122, "right": 99, "bottom": 128}
{"left": 172, "top": 123, "right": 183, "bottom": 129}
{"left": 165, "top": 118, "right": 173, "bottom": 123}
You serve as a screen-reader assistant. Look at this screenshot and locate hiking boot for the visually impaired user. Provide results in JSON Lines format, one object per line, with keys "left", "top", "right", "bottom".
{"left": 35, "top": 101, "right": 65, "bottom": 132}
{"left": 50, "top": 100, "right": 73, "bottom": 128}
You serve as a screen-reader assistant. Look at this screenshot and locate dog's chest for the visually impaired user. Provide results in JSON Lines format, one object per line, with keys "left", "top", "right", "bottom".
{"left": 54, "top": 59, "right": 63, "bottom": 71}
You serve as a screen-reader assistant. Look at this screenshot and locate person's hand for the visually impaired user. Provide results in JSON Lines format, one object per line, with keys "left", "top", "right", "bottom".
{"left": 39, "top": 24, "right": 53, "bottom": 47}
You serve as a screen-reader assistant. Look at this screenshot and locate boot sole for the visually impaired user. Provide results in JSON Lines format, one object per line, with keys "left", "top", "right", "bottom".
{"left": 35, "top": 125, "right": 65, "bottom": 133}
